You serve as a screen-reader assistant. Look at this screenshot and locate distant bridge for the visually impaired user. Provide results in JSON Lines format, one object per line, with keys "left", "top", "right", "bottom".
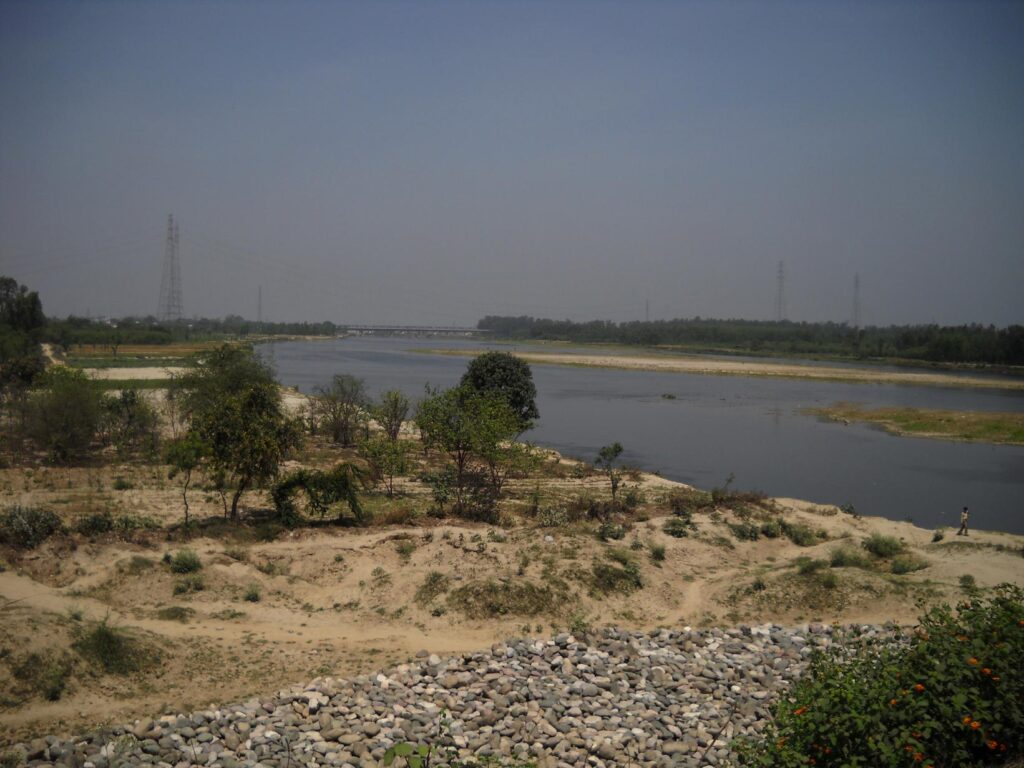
{"left": 338, "top": 325, "right": 490, "bottom": 336}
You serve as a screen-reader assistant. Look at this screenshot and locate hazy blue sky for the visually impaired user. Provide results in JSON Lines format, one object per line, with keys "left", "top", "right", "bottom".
{"left": 1, "top": 1, "right": 1022, "bottom": 327}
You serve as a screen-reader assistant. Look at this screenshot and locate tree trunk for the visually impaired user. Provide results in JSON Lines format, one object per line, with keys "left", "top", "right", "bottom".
{"left": 230, "top": 480, "right": 249, "bottom": 520}
{"left": 182, "top": 470, "right": 192, "bottom": 530}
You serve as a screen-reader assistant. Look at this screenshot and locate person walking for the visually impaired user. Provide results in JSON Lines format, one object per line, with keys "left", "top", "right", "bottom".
{"left": 957, "top": 506, "right": 970, "bottom": 536}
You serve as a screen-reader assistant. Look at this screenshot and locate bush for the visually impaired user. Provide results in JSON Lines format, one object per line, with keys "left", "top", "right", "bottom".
{"left": 12, "top": 651, "right": 73, "bottom": 701}
{"left": 26, "top": 367, "right": 106, "bottom": 463}
{"left": 621, "top": 486, "right": 645, "bottom": 510}
{"left": 591, "top": 552, "right": 643, "bottom": 595}
{"left": 173, "top": 574, "right": 205, "bottom": 594}
{"left": 243, "top": 583, "right": 261, "bottom": 602}
{"left": 729, "top": 521, "right": 761, "bottom": 541}
{"left": 414, "top": 571, "right": 451, "bottom": 605}
{"left": 76, "top": 511, "right": 158, "bottom": 537}
{"left": 663, "top": 517, "right": 692, "bottom": 538}
{"left": 156, "top": 606, "right": 193, "bottom": 622}
{"left": 960, "top": 574, "right": 977, "bottom": 591}
{"left": 112, "top": 476, "right": 133, "bottom": 491}
{"left": 648, "top": 543, "right": 666, "bottom": 563}
{"left": 395, "top": 539, "right": 416, "bottom": 561}
{"left": 795, "top": 556, "right": 828, "bottom": 575}
{"left": 891, "top": 554, "right": 929, "bottom": 575}
{"left": 781, "top": 521, "right": 818, "bottom": 547}
{"left": 760, "top": 520, "right": 782, "bottom": 538}
{"left": 597, "top": 521, "right": 626, "bottom": 541}
{"left": 829, "top": 545, "right": 873, "bottom": 569}
{"left": 735, "top": 585, "right": 1024, "bottom": 767}
{"left": 447, "top": 579, "right": 559, "bottom": 618}
{"left": 862, "top": 533, "right": 906, "bottom": 558}
{"left": 0, "top": 505, "right": 63, "bottom": 549}
{"left": 169, "top": 549, "right": 202, "bottom": 573}
{"left": 72, "top": 621, "right": 147, "bottom": 674}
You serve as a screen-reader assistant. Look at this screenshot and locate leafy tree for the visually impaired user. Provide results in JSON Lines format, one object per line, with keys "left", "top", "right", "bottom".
{"left": 359, "top": 435, "right": 411, "bottom": 497}
{"left": 174, "top": 345, "right": 299, "bottom": 519}
{"left": 460, "top": 351, "right": 539, "bottom": 430}
{"left": 415, "top": 385, "right": 520, "bottom": 514}
{"left": 595, "top": 442, "right": 624, "bottom": 501}
{"left": 375, "top": 389, "right": 409, "bottom": 442}
{"left": 0, "top": 276, "right": 45, "bottom": 398}
{"left": 27, "top": 367, "right": 106, "bottom": 463}
{"left": 103, "top": 388, "right": 160, "bottom": 456}
{"left": 312, "top": 374, "right": 369, "bottom": 446}
{"left": 165, "top": 433, "right": 207, "bottom": 528}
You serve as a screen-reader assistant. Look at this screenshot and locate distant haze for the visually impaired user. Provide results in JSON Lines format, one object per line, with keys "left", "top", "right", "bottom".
{"left": 1, "top": 1, "right": 1022, "bottom": 327}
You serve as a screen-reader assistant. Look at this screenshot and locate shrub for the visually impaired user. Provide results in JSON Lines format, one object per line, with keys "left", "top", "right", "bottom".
{"left": 77, "top": 511, "right": 158, "bottom": 537}
{"left": 395, "top": 539, "right": 416, "bottom": 561}
{"left": 591, "top": 552, "right": 643, "bottom": 595}
{"left": 72, "top": 621, "right": 147, "bottom": 674}
{"left": 891, "top": 554, "right": 929, "bottom": 575}
{"left": 760, "top": 520, "right": 782, "bottom": 538}
{"left": 735, "top": 585, "right": 1024, "bottom": 767}
{"left": 112, "top": 477, "right": 133, "bottom": 491}
{"left": 621, "top": 486, "right": 645, "bottom": 511}
{"left": 818, "top": 571, "right": 839, "bottom": 589}
{"left": 447, "top": 579, "right": 560, "bottom": 618}
{"left": 960, "top": 574, "right": 977, "bottom": 591}
{"left": 168, "top": 549, "right": 202, "bottom": 573}
{"left": 243, "top": 584, "right": 261, "bottom": 602}
{"left": 729, "top": 521, "right": 761, "bottom": 541}
{"left": 932, "top": 529, "right": 945, "bottom": 543}
{"left": 781, "top": 521, "right": 818, "bottom": 547}
{"left": 414, "top": 571, "right": 451, "bottom": 605}
{"left": 173, "top": 574, "right": 205, "bottom": 594}
{"left": 597, "top": 521, "right": 626, "bottom": 541}
{"left": 829, "top": 545, "right": 873, "bottom": 570}
{"left": 0, "top": 505, "right": 63, "bottom": 549}
{"left": 862, "top": 533, "right": 906, "bottom": 558}
{"left": 156, "top": 606, "right": 193, "bottom": 622}
{"left": 537, "top": 507, "right": 568, "bottom": 528}
{"left": 795, "top": 557, "right": 828, "bottom": 575}
{"left": 649, "top": 543, "right": 666, "bottom": 563}
{"left": 12, "top": 651, "right": 73, "bottom": 701}
{"left": 662, "top": 517, "right": 692, "bottom": 538}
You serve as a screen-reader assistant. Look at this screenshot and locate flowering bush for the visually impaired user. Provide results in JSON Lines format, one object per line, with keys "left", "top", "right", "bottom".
{"left": 736, "top": 585, "right": 1023, "bottom": 767}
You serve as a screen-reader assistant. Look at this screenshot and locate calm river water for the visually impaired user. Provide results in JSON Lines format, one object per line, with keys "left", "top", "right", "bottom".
{"left": 259, "top": 337, "right": 1024, "bottom": 535}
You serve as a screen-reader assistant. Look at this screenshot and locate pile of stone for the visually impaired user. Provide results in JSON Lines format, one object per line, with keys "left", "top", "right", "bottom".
{"left": 11, "top": 624, "right": 897, "bottom": 768}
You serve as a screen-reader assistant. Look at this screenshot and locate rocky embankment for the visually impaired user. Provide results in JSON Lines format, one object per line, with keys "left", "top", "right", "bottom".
{"left": 12, "top": 624, "right": 898, "bottom": 768}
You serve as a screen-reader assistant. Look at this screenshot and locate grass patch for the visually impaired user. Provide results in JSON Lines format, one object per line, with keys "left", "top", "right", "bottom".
{"left": 12, "top": 651, "right": 73, "bottom": 701}
{"left": 662, "top": 517, "right": 693, "bottom": 538}
{"left": 890, "top": 554, "right": 929, "bottom": 574}
{"left": 168, "top": 548, "right": 202, "bottom": 573}
{"left": 414, "top": 571, "right": 451, "bottom": 606}
{"left": 590, "top": 550, "right": 643, "bottom": 595}
{"left": 781, "top": 521, "right": 820, "bottom": 547}
{"left": 648, "top": 542, "right": 666, "bottom": 563}
{"left": 812, "top": 402, "right": 1024, "bottom": 445}
{"left": 72, "top": 621, "right": 150, "bottom": 674}
{"left": 795, "top": 556, "right": 829, "bottom": 575}
{"left": 862, "top": 533, "right": 905, "bottom": 558}
{"left": 829, "top": 545, "right": 873, "bottom": 569}
{"left": 395, "top": 539, "right": 416, "bottom": 561}
{"left": 448, "top": 578, "right": 562, "bottom": 618}
{"left": 155, "top": 606, "right": 193, "bottom": 622}
{"left": 173, "top": 574, "right": 205, "bottom": 594}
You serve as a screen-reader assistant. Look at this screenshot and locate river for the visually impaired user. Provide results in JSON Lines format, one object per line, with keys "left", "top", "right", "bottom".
{"left": 259, "top": 337, "right": 1024, "bottom": 535}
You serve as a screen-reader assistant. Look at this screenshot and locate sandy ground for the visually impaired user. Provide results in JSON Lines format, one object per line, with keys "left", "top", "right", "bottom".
{"left": 2, "top": 452, "right": 1021, "bottom": 745}
{"left": 85, "top": 367, "right": 186, "bottom": 380}
{"left": 429, "top": 349, "right": 1024, "bottom": 390}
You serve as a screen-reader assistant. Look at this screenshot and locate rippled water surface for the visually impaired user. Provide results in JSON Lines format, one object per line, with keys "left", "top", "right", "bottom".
{"left": 260, "top": 337, "right": 1024, "bottom": 534}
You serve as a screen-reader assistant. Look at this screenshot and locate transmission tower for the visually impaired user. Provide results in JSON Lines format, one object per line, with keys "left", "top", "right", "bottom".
{"left": 775, "top": 260, "right": 786, "bottom": 321}
{"left": 257, "top": 285, "right": 263, "bottom": 334}
{"left": 157, "top": 214, "right": 183, "bottom": 322}
{"left": 852, "top": 273, "right": 862, "bottom": 329}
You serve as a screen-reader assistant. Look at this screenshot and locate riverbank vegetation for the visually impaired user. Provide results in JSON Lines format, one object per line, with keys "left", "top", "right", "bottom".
{"left": 812, "top": 403, "right": 1024, "bottom": 445}
{"left": 478, "top": 315, "right": 1024, "bottom": 368}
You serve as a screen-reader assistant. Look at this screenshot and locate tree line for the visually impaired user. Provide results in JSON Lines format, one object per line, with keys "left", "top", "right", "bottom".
{"left": 477, "top": 315, "right": 1024, "bottom": 366}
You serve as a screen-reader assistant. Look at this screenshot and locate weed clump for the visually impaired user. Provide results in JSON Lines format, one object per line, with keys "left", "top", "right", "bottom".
{"left": 447, "top": 579, "right": 560, "bottom": 618}
{"left": 173, "top": 574, "right": 205, "bottom": 594}
{"left": 168, "top": 549, "right": 202, "bottom": 573}
{"left": 0, "top": 505, "right": 63, "bottom": 549}
{"left": 648, "top": 542, "right": 666, "bottom": 563}
{"left": 12, "top": 651, "right": 73, "bottom": 701}
{"left": 781, "top": 521, "right": 820, "bottom": 547}
{"left": 862, "top": 533, "right": 905, "bottom": 558}
{"left": 591, "top": 551, "right": 643, "bottom": 595}
{"left": 155, "top": 606, "right": 193, "bottom": 622}
{"left": 663, "top": 517, "right": 693, "bottom": 538}
{"left": 72, "top": 621, "right": 149, "bottom": 674}
{"left": 243, "top": 584, "right": 261, "bottom": 602}
{"left": 829, "top": 545, "right": 873, "bottom": 569}
{"left": 415, "top": 571, "right": 451, "bottom": 606}
{"left": 891, "top": 554, "right": 929, "bottom": 575}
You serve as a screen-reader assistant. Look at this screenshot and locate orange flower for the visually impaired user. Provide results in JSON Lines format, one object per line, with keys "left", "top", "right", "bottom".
{"left": 956, "top": 635, "right": 968, "bottom": 641}
{"left": 913, "top": 683, "right": 925, "bottom": 692}
{"left": 890, "top": 699, "right": 899, "bottom": 707}
{"left": 988, "top": 741, "right": 998, "bottom": 750}
{"left": 914, "top": 753, "right": 924, "bottom": 762}
{"left": 967, "top": 657, "right": 979, "bottom": 665}
{"left": 793, "top": 706, "right": 808, "bottom": 716}
{"left": 971, "top": 721, "right": 981, "bottom": 730}
{"left": 962, "top": 715, "right": 972, "bottom": 724}
{"left": 981, "top": 668, "right": 992, "bottom": 676}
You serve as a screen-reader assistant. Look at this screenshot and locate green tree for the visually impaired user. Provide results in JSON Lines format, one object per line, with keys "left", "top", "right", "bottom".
{"left": 312, "top": 374, "right": 369, "bottom": 446}
{"left": 374, "top": 389, "right": 409, "bottom": 442}
{"left": 415, "top": 385, "right": 520, "bottom": 514}
{"left": 103, "top": 388, "right": 160, "bottom": 456}
{"left": 0, "top": 276, "right": 45, "bottom": 399}
{"left": 595, "top": 442, "right": 624, "bottom": 501}
{"left": 174, "top": 345, "right": 299, "bottom": 519}
{"left": 27, "top": 367, "right": 106, "bottom": 463}
{"left": 358, "top": 435, "right": 411, "bottom": 497}
{"left": 165, "top": 433, "right": 206, "bottom": 528}
{"left": 460, "top": 351, "right": 539, "bottom": 430}
{"left": 272, "top": 463, "right": 367, "bottom": 524}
